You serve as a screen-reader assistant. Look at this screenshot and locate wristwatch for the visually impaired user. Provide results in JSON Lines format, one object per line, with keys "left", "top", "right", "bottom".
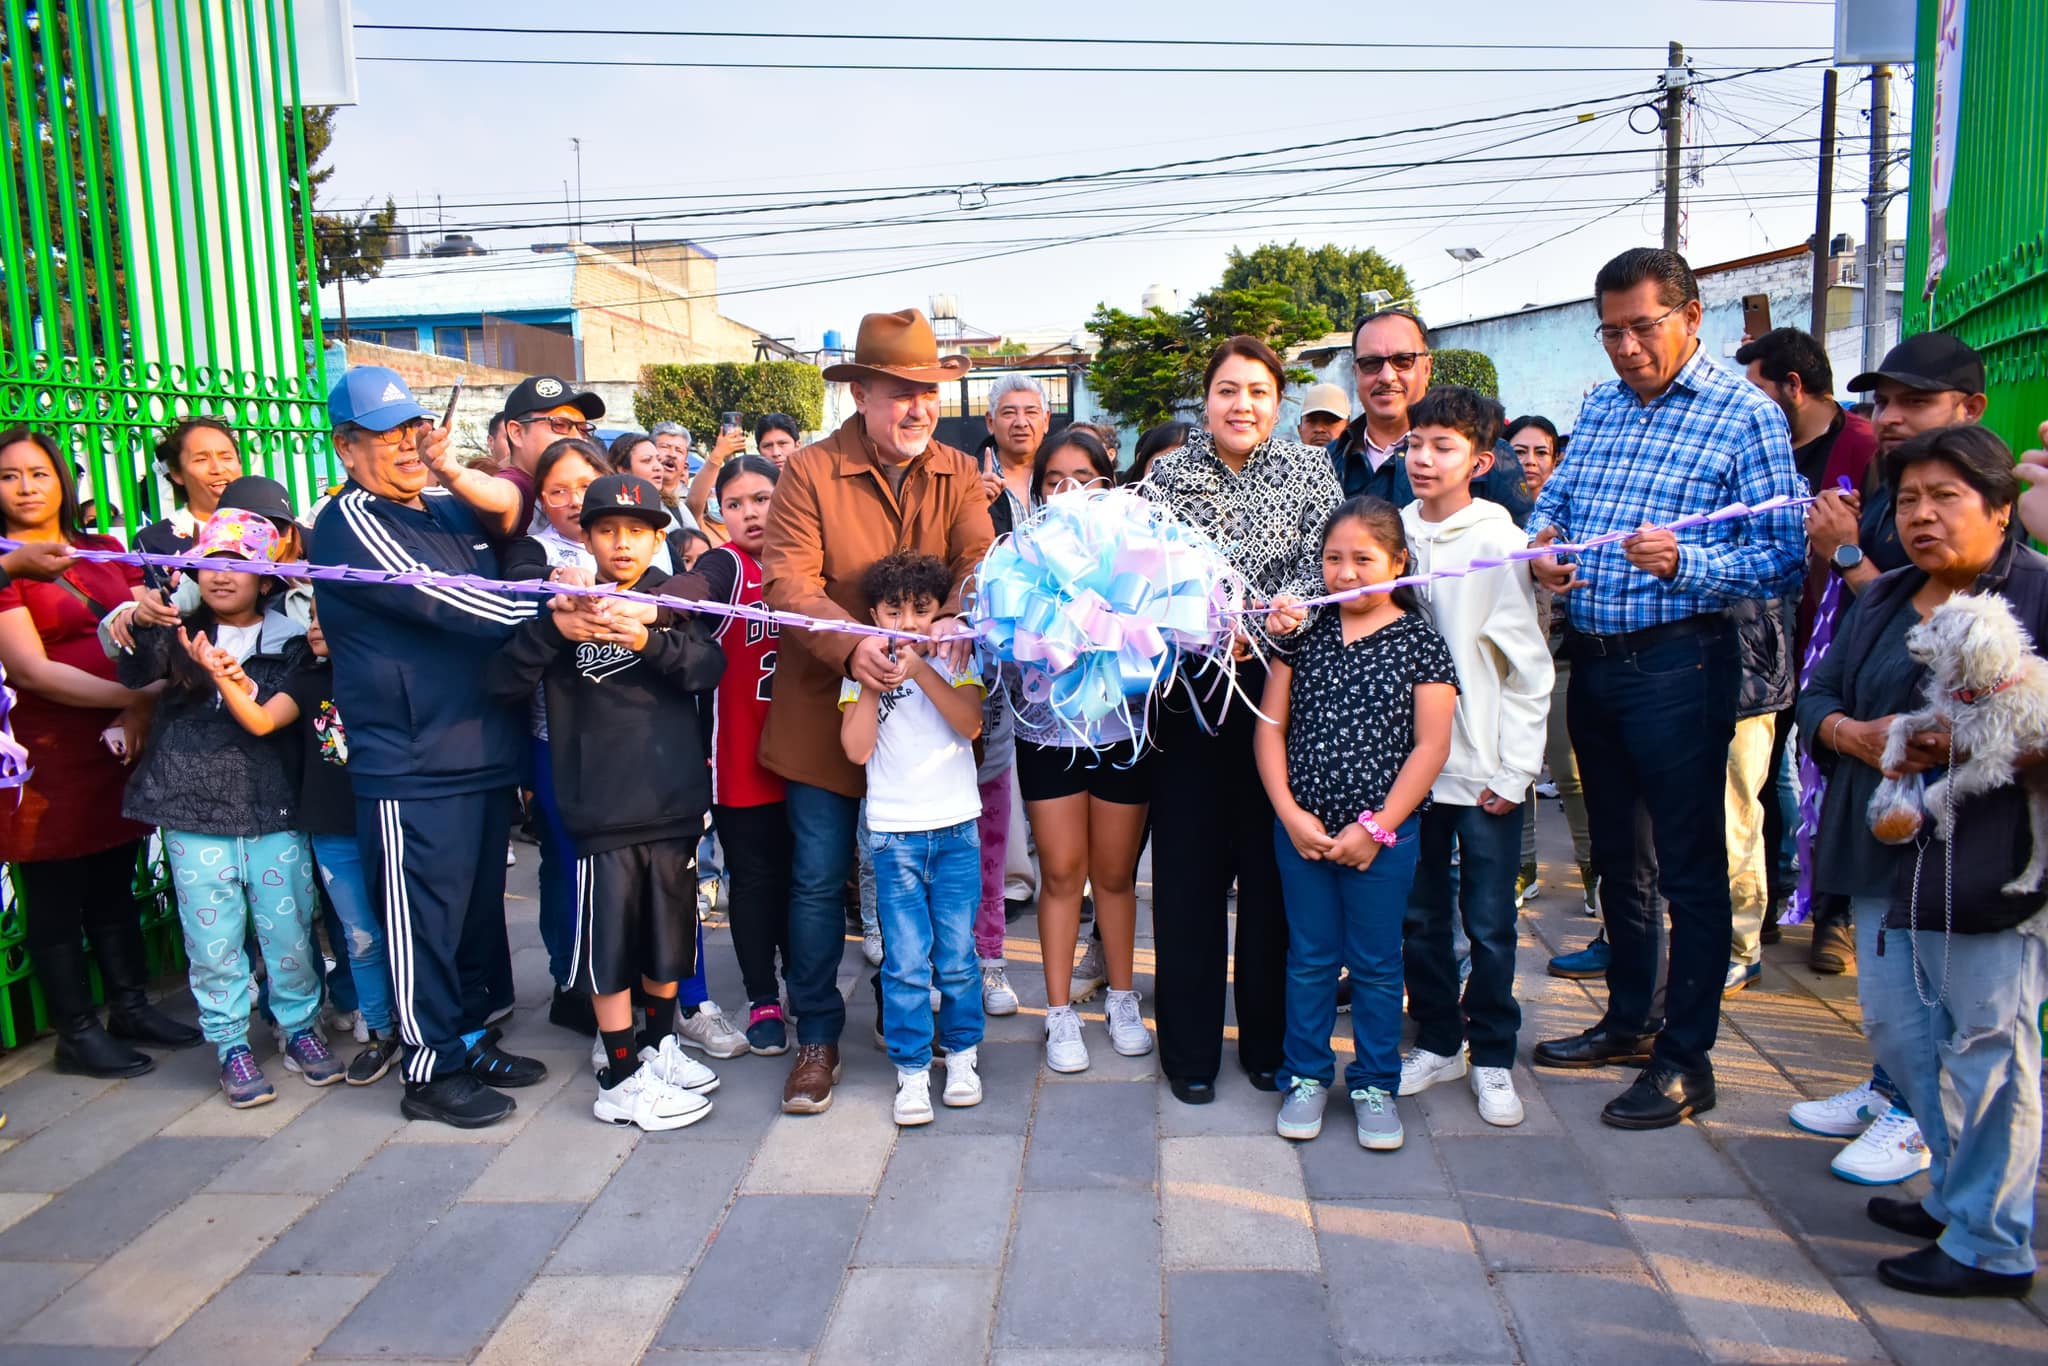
{"left": 1830, "top": 543, "right": 1865, "bottom": 574}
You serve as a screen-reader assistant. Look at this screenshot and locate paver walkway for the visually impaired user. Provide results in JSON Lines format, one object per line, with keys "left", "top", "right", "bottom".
{"left": 0, "top": 817, "right": 2042, "bottom": 1364}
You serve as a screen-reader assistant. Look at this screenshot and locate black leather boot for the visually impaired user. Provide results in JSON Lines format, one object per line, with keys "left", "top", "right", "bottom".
{"left": 41, "top": 940, "right": 154, "bottom": 1078}
{"left": 94, "top": 911, "right": 202, "bottom": 1049}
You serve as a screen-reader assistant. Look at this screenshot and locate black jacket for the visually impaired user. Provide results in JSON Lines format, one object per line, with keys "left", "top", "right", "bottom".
{"left": 118, "top": 608, "right": 309, "bottom": 836}
{"left": 1731, "top": 596, "right": 1795, "bottom": 719}
{"left": 1325, "top": 430, "right": 1534, "bottom": 525}
{"left": 485, "top": 566, "right": 725, "bottom": 852}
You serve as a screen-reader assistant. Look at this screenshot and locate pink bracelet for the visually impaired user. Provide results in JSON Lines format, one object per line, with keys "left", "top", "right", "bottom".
{"left": 1356, "top": 810, "right": 1399, "bottom": 847}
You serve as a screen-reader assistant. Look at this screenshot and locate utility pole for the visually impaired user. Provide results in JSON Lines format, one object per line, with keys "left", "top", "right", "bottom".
{"left": 1861, "top": 64, "right": 1892, "bottom": 376}
{"left": 1662, "top": 41, "right": 1687, "bottom": 253}
{"left": 571, "top": 137, "right": 584, "bottom": 242}
{"left": 1810, "top": 67, "right": 1838, "bottom": 338}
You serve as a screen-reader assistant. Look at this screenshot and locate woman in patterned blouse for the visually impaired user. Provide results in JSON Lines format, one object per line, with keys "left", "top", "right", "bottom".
{"left": 1137, "top": 336, "right": 1344, "bottom": 1106}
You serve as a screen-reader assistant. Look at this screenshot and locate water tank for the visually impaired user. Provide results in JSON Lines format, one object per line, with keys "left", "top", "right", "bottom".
{"left": 430, "top": 233, "right": 486, "bottom": 258}
{"left": 930, "top": 292, "right": 959, "bottom": 321}
{"left": 822, "top": 329, "right": 843, "bottom": 353}
{"left": 1140, "top": 283, "right": 1177, "bottom": 313}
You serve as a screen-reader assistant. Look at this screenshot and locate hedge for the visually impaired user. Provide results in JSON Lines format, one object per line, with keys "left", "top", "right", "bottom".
{"left": 634, "top": 361, "right": 826, "bottom": 436}
{"left": 1429, "top": 348, "right": 1499, "bottom": 399}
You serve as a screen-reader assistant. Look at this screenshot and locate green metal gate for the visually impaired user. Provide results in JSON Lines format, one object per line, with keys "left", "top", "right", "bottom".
{"left": 1902, "top": 0, "right": 2048, "bottom": 452}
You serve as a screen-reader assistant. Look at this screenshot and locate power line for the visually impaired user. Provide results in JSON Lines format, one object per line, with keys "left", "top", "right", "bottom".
{"left": 357, "top": 53, "right": 1814, "bottom": 75}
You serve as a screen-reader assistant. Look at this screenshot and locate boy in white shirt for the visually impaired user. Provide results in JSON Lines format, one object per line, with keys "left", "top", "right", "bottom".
{"left": 840, "top": 551, "right": 988, "bottom": 1126}
{"left": 1395, "top": 387, "right": 1554, "bottom": 1128}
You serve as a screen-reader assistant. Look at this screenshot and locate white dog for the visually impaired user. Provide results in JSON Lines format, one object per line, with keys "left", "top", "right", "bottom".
{"left": 1882, "top": 592, "right": 2048, "bottom": 894}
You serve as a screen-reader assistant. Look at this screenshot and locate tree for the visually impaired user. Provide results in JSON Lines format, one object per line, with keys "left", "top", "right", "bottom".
{"left": 1220, "top": 241, "right": 1413, "bottom": 329}
{"left": 1086, "top": 283, "right": 1330, "bottom": 431}
{"left": 1431, "top": 348, "right": 1499, "bottom": 398}
{"left": 283, "top": 106, "right": 397, "bottom": 341}
{"left": 635, "top": 361, "right": 826, "bottom": 436}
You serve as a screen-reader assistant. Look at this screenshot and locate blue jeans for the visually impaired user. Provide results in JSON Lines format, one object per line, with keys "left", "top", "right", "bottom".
{"left": 869, "top": 818, "right": 983, "bottom": 1071}
{"left": 1568, "top": 620, "right": 1738, "bottom": 1076}
{"left": 531, "top": 734, "right": 577, "bottom": 988}
{"left": 1405, "top": 802, "right": 1523, "bottom": 1069}
{"left": 785, "top": 781, "right": 860, "bottom": 1045}
{"left": 1852, "top": 902, "right": 1907, "bottom": 1115}
{"left": 1858, "top": 895, "right": 2046, "bottom": 1275}
{"left": 1275, "top": 815, "right": 1420, "bottom": 1094}
{"left": 311, "top": 833, "right": 391, "bottom": 1033}
{"left": 856, "top": 802, "right": 880, "bottom": 938}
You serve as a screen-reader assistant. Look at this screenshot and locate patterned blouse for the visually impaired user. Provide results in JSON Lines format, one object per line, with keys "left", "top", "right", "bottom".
{"left": 1284, "top": 609, "right": 1459, "bottom": 831}
{"left": 1139, "top": 428, "right": 1345, "bottom": 641}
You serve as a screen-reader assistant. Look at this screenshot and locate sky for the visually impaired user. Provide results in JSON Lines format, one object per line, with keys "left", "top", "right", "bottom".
{"left": 323, "top": 0, "right": 1914, "bottom": 351}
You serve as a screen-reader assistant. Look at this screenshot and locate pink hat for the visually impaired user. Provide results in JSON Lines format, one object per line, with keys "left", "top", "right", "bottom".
{"left": 193, "top": 507, "right": 281, "bottom": 563}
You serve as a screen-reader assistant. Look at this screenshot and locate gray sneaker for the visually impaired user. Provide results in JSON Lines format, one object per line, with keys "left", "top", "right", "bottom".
{"left": 1352, "top": 1086, "right": 1405, "bottom": 1151}
{"left": 1069, "top": 938, "right": 1107, "bottom": 1002}
{"left": 1276, "top": 1076, "right": 1327, "bottom": 1141}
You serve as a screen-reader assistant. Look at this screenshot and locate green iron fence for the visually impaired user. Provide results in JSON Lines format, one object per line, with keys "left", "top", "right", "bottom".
{"left": 1902, "top": 0, "right": 2048, "bottom": 452}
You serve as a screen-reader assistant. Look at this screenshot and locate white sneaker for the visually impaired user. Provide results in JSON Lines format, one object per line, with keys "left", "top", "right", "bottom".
{"left": 981, "top": 959, "right": 1019, "bottom": 1016}
{"left": 1397, "top": 1046, "right": 1468, "bottom": 1097}
{"left": 506, "top": 842, "right": 517, "bottom": 867}
{"left": 594, "top": 1065, "right": 712, "bottom": 1132}
{"left": 1534, "top": 779, "right": 1560, "bottom": 799}
{"left": 894, "top": 1066, "right": 934, "bottom": 1126}
{"left": 1830, "top": 1107, "right": 1930, "bottom": 1186}
{"left": 323, "top": 1006, "right": 368, "bottom": 1045}
{"left": 862, "top": 930, "right": 884, "bottom": 967}
{"left": 1788, "top": 1078, "right": 1886, "bottom": 1138}
{"left": 1103, "top": 988, "right": 1153, "bottom": 1057}
{"left": 942, "top": 1045, "right": 982, "bottom": 1107}
{"left": 638, "top": 1033, "right": 720, "bottom": 1095}
{"left": 677, "top": 1002, "right": 749, "bottom": 1059}
{"left": 1471, "top": 1066, "right": 1526, "bottom": 1127}
{"left": 1069, "top": 938, "right": 1107, "bottom": 1002}
{"left": 1044, "top": 1005, "right": 1090, "bottom": 1074}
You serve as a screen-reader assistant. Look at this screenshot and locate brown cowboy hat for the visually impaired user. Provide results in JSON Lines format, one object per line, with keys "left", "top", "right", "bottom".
{"left": 820, "top": 308, "right": 972, "bottom": 384}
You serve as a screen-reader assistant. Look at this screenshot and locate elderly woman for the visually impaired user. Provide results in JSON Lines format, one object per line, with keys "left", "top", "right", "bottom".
{"left": 1139, "top": 336, "right": 1343, "bottom": 1105}
{"left": 1796, "top": 424, "right": 2045, "bottom": 1299}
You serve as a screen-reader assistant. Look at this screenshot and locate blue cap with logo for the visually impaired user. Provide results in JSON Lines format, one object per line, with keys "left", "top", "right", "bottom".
{"left": 328, "top": 365, "right": 434, "bottom": 432}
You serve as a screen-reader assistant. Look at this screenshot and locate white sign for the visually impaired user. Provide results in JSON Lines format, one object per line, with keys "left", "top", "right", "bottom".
{"left": 1926, "top": 0, "right": 1968, "bottom": 295}
{"left": 290, "top": 0, "right": 358, "bottom": 106}
{"left": 1834, "top": 0, "right": 1916, "bottom": 66}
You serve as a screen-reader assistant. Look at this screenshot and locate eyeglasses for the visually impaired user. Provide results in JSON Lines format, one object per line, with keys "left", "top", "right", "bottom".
{"left": 1354, "top": 351, "right": 1428, "bottom": 375}
{"left": 517, "top": 414, "right": 597, "bottom": 439}
{"left": 541, "top": 482, "right": 595, "bottom": 509}
{"left": 350, "top": 418, "right": 431, "bottom": 448}
{"left": 1595, "top": 304, "right": 1687, "bottom": 348}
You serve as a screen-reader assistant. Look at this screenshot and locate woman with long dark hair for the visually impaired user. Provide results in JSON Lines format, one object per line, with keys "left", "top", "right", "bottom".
{"left": 0, "top": 428, "right": 198, "bottom": 1076}
{"left": 1137, "top": 337, "right": 1344, "bottom": 1104}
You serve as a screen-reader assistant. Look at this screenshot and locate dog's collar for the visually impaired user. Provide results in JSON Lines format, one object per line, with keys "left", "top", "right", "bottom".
{"left": 1951, "top": 675, "right": 2017, "bottom": 705}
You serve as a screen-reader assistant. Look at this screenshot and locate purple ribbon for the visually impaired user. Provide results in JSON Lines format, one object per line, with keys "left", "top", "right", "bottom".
{"left": 0, "top": 663, "right": 29, "bottom": 791}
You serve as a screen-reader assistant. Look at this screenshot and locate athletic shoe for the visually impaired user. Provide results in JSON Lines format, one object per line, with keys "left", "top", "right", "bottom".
{"left": 1724, "top": 960, "right": 1762, "bottom": 995}
{"left": 1069, "top": 939, "right": 1107, "bottom": 1002}
{"left": 942, "top": 1045, "right": 982, "bottom": 1107}
{"left": 1548, "top": 932, "right": 1610, "bottom": 979}
{"left": 506, "top": 842, "right": 517, "bottom": 867}
{"left": 638, "top": 1034, "right": 721, "bottom": 1095}
{"left": 1276, "top": 1076, "right": 1328, "bottom": 1141}
{"left": 677, "top": 1001, "right": 749, "bottom": 1059}
{"left": 1044, "top": 1004, "right": 1089, "bottom": 1074}
{"left": 219, "top": 1045, "right": 275, "bottom": 1108}
{"left": 1398, "top": 1046, "right": 1467, "bottom": 1097}
{"left": 1471, "top": 1065, "right": 1526, "bottom": 1127}
{"left": 981, "top": 959, "right": 1020, "bottom": 1016}
{"left": 345, "top": 1030, "right": 401, "bottom": 1087}
{"left": 746, "top": 1001, "right": 789, "bottom": 1056}
{"left": 894, "top": 1066, "right": 934, "bottom": 1126}
{"left": 548, "top": 985, "right": 597, "bottom": 1036}
{"left": 1831, "top": 1107, "right": 1930, "bottom": 1186}
{"left": 1352, "top": 1086, "right": 1405, "bottom": 1150}
{"left": 324, "top": 1006, "right": 368, "bottom": 1044}
{"left": 401, "top": 1072, "right": 514, "bottom": 1129}
{"left": 1103, "top": 988, "right": 1153, "bottom": 1057}
{"left": 1789, "top": 1078, "right": 1887, "bottom": 1138}
{"left": 1515, "top": 866, "right": 1542, "bottom": 905}
{"left": 594, "top": 1065, "right": 712, "bottom": 1132}
{"left": 282, "top": 1030, "right": 346, "bottom": 1086}
{"left": 861, "top": 930, "right": 884, "bottom": 967}
{"left": 1534, "top": 779, "right": 1560, "bottom": 799}
{"left": 464, "top": 1037, "right": 547, "bottom": 1088}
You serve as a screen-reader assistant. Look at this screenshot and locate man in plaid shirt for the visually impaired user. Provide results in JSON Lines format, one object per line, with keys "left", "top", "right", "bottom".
{"left": 1528, "top": 248, "right": 1802, "bottom": 1131}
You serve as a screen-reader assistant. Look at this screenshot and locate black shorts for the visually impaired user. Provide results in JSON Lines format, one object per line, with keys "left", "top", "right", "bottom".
{"left": 1015, "top": 737, "right": 1153, "bottom": 806}
{"left": 571, "top": 836, "right": 699, "bottom": 996}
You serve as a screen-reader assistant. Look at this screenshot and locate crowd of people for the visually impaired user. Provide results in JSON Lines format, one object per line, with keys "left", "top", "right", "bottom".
{"left": 0, "top": 245, "right": 2043, "bottom": 1300}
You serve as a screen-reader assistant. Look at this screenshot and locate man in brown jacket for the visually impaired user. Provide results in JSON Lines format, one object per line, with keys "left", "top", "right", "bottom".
{"left": 760, "top": 308, "right": 995, "bottom": 1114}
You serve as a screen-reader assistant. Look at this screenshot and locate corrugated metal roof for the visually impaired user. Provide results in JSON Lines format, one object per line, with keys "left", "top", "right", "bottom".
{"left": 317, "top": 251, "right": 577, "bottom": 320}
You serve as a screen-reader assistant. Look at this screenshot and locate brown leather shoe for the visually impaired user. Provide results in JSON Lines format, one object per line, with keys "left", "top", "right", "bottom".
{"left": 1809, "top": 919, "right": 1854, "bottom": 975}
{"left": 781, "top": 1043, "right": 841, "bottom": 1114}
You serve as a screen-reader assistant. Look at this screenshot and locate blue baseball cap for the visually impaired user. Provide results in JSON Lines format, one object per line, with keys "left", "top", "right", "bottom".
{"left": 328, "top": 366, "right": 434, "bottom": 432}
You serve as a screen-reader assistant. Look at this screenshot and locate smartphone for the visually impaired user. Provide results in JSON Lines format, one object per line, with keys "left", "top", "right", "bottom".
{"left": 720, "top": 410, "right": 742, "bottom": 434}
{"left": 442, "top": 382, "right": 463, "bottom": 428}
{"left": 1741, "top": 294, "right": 1772, "bottom": 340}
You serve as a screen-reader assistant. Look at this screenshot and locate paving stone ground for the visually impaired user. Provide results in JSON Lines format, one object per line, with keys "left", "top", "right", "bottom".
{"left": 0, "top": 816, "right": 2043, "bottom": 1364}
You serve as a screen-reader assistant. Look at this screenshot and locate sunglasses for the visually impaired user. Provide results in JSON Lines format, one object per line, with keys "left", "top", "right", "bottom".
{"left": 1354, "top": 352, "right": 1428, "bottom": 375}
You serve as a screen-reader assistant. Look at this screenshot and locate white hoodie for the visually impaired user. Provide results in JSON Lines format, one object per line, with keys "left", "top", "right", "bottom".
{"left": 1400, "top": 499, "right": 1554, "bottom": 806}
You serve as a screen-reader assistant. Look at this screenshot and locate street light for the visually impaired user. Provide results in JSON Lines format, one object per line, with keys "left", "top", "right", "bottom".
{"left": 1445, "top": 246, "right": 1484, "bottom": 319}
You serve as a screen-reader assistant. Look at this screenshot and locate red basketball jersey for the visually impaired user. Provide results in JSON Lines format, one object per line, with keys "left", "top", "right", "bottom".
{"left": 705, "top": 544, "right": 786, "bottom": 808}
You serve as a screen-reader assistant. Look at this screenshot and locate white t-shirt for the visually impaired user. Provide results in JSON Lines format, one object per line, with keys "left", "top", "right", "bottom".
{"left": 839, "top": 659, "right": 984, "bottom": 833}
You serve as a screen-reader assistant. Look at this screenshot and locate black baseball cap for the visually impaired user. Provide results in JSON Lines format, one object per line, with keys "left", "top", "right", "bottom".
{"left": 578, "top": 474, "right": 670, "bottom": 531}
{"left": 1847, "top": 332, "right": 1986, "bottom": 396}
{"left": 217, "top": 475, "right": 298, "bottom": 530}
{"left": 503, "top": 374, "right": 605, "bottom": 422}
